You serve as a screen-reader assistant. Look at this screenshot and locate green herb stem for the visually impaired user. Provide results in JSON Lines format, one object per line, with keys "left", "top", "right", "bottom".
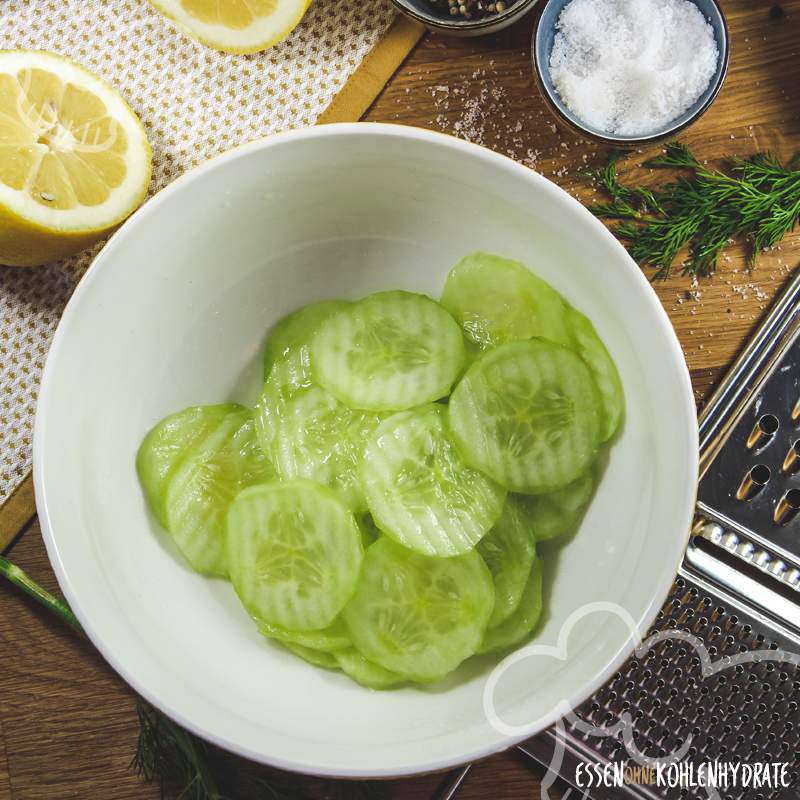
{"left": 0, "top": 554, "right": 82, "bottom": 632}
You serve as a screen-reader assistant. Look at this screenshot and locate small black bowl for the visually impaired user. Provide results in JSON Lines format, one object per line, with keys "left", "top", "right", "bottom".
{"left": 532, "top": 0, "right": 730, "bottom": 146}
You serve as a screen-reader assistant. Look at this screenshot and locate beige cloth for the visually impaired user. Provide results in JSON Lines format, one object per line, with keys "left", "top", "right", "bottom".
{"left": 0, "top": 0, "right": 396, "bottom": 506}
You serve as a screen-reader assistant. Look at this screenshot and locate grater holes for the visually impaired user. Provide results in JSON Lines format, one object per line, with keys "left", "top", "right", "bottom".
{"left": 781, "top": 439, "right": 800, "bottom": 474}
{"left": 747, "top": 413, "right": 779, "bottom": 449}
{"left": 736, "top": 464, "right": 771, "bottom": 500}
{"left": 774, "top": 488, "right": 800, "bottom": 525}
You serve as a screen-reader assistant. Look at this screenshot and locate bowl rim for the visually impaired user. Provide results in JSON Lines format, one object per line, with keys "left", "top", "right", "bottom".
{"left": 531, "top": 0, "right": 731, "bottom": 147}
{"left": 33, "top": 122, "right": 699, "bottom": 778}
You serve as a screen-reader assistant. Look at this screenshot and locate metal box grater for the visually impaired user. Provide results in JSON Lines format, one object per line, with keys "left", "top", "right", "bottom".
{"left": 442, "top": 273, "right": 800, "bottom": 800}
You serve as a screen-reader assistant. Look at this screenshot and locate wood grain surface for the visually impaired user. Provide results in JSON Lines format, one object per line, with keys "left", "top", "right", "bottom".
{"left": 2, "top": 1, "right": 799, "bottom": 797}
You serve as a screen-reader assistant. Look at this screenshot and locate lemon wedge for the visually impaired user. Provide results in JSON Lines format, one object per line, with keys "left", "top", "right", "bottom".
{"left": 0, "top": 51, "right": 151, "bottom": 267}
{"left": 147, "top": 0, "right": 312, "bottom": 54}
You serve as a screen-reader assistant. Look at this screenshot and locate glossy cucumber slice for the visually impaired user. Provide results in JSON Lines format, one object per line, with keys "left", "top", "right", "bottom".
{"left": 282, "top": 642, "right": 339, "bottom": 670}
{"left": 343, "top": 537, "right": 494, "bottom": 682}
{"left": 163, "top": 408, "right": 274, "bottom": 576}
{"left": 361, "top": 405, "right": 506, "bottom": 557}
{"left": 440, "top": 252, "right": 571, "bottom": 350}
{"left": 479, "top": 558, "right": 543, "bottom": 654}
{"left": 449, "top": 340, "right": 603, "bottom": 494}
{"left": 311, "top": 291, "right": 466, "bottom": 411}
{"left": 136, "top": 404, "right": 239, "bottom": 528}
{"left": 477, "top": 497, "right": 538, "bottom": 627}
{"left": 256, "top": 303, "right": 347, "bottom": 452}
{"left": 334, "top": 649, "right": 406, "bottom": 689}
{"left": 516, "top": 470, "right": 595, "bottom": 542}
{"left": 226, "top": 480, "right": 363, "bottom": 631}
{"left": 272, "top": 386, "right": 383, "bottom": 512}
{"left": 565, "top": 306, "right": 624, "bottom": 442}
{"left": 257, "top": 616, "right": 351, "bottom": 651}
{"left": 264, "top": 300, "right": 349, "bottom": 378}
{"left": 255, "top": 353, "right": 313, "bottom": 454}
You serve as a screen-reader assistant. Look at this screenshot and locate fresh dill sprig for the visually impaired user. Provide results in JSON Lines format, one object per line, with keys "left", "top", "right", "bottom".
{"left": 585, "top": 142, "right": 800, "bottom": 279}
{"left": 131, "top": 701, "right": 225, "bottom": 800}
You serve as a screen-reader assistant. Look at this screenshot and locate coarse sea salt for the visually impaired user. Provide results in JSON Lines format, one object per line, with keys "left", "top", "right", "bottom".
{"left": 549, "top": 0, "right": 719, "bottom": 136}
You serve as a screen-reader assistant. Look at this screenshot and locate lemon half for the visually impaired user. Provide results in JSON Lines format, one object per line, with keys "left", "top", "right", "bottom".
{"left": 147, "top": 0, "right": 312, "bottom": 54}
{"left": 0, "top": 51, "right": 151, "bottom": 267}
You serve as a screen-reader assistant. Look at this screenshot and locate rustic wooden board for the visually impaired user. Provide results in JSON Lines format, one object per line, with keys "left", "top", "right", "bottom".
{"left": 1, "top": 0, "right": 799, "bottom": 797}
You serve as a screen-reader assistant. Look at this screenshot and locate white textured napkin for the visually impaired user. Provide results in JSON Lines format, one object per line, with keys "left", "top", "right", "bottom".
{"left": 0, "top": 0, "right": 395, "bottom": 506}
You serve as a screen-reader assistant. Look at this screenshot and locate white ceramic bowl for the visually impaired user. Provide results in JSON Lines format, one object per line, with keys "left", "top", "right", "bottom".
{"left": 34, "top": 123, "right": 697, "bottom": 778}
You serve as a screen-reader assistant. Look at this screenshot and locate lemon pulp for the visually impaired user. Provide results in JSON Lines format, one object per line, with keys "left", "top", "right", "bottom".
{"left": 0, "top": 52, "right": 150, "bottom": 266}
{"left": 148, "top": 0, "right": 311, "bottom": 53}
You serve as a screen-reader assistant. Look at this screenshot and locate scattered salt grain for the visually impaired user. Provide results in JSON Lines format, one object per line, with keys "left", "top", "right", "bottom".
{"left": 549, "top": 0, "right": 719, "bottom": 136}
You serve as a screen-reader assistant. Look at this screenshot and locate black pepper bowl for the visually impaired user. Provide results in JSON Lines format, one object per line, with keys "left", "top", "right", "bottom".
{"left": 531, "top": 0, "right": 730, "bottom": 146}
{"left": 390, "top": 0, "right": 540, "bottom": 37}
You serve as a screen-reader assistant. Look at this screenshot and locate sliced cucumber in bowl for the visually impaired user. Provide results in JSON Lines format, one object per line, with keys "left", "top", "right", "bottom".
{"left": 361, "top": 404, "right": 506, "bottom": 557}
{"left": 226, "top": 479, "right": 363, "bottom": 631}
{"left": 136, "top": 250, "right": 623, "bottom": 689}
{"left": 343, "top": 537, "right": 495, "bottom": 682}
{"left": 449, "top": 339, "right": 603, "bottom": 494}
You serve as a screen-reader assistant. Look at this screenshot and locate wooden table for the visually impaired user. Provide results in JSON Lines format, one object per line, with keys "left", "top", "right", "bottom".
{"left": 1, "top": 1, "right": 799, "bottom": 797}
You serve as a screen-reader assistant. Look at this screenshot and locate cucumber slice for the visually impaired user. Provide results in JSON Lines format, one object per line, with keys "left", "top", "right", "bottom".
{"left": 257, "top": 303, "right": 347, "bottom": 452}
{"left": 334, "top": 649, "right": 406, "bottom": 689}
{"left": 255, "top": 352, "right": 313, "bottom": 454}
{"left": 257, "top": 616, "right": 351, "bottom": 651}
{"left": 361, "top": 405, "right": 506, "bottom": 557}
{"left": 477, "top": 497, "right": 538, "bottom": 627}
{"left": 272, "top": 386, "right": 383, "bottom": 512}
{"left": 136, "top": 404, "right": 239, "bottom": 528}
{"left": 311, "top": 291, "right": 466, "bottom": 411}
{"left": 163, "top": 408, "right": 274, "bottom": 576}
{"left": 566, "top": 306, "right": 624, "bottom": 442}
{"left": 282, "top": 642, "right": 339, "bottom": 670}
{"left": 449, "top": 340, "right": 603, "bottom": 494}
{"left": 264, "top": 300, "right": 349, "bottom": 378}
{"left": 343, "top": 537, "right": 494, "bottom": 682}
{"left": 441, "top": 252, "right": 571, "bottom": 350}
{"left": 226, "top": 480, "right": 363, "bottom": 631}
{"left": 516, "top": 470, "right": 595, "bottom": 542}
{"left": 479, "top": 558, "right": 543, "bottom": 653}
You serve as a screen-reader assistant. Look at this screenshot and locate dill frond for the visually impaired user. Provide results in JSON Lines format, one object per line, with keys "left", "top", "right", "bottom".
{"left": 131, "top": 701, "right": 224, "bottom": 800}
{"left": 586, "top": 144, "right": 800, "bottom": 278}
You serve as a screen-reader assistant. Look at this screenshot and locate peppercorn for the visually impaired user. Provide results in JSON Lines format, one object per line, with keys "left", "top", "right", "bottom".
{"left": 425, "top": 0, "right": 515, "bottom": 19}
